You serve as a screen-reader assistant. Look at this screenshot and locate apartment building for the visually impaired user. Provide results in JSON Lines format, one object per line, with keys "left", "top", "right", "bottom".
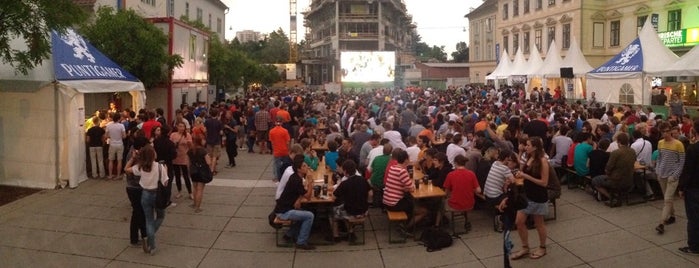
{"left": 465, "top": 0, "right": 498, "bottom": 84}
{"left": 236, "top": 30, "right": 265, "bottom": 43}
{"left": 302, "top": 0, "right": 417, "bottom": 86}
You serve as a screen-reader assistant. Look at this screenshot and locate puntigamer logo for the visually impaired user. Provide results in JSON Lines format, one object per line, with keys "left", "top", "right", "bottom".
{"left": 59, "top": 29, "right": 95, "bottom": 63}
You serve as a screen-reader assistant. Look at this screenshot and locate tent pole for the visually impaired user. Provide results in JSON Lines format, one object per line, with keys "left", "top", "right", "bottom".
{"left": 54, "top": 82, "right": 60, "bottom": 189}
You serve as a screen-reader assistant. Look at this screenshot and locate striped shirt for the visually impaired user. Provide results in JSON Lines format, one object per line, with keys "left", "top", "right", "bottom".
{"left": 484, "top": 161, "right": 513, "bottom": 198}
{"left": 383, "top": 165, "right": 413, "bottom": 207}
{"left": 656, "top": 139, "right": 685, "bottom": 179}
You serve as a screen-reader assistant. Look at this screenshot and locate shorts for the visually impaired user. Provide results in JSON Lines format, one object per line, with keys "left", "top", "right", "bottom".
{"left": 108, "top": 144, "right": 124, "bottom": 161}
{"left": 206, "top": 144, "right": 221, "bottom": 158}
{"left": 256, "top": 130, "right": 268, "bottom": 141}
{"left": 385, "top": 195, "right": 414, "bottom": 219}
{"left": 520, "top": 201, "right": 549, "bottom": 216}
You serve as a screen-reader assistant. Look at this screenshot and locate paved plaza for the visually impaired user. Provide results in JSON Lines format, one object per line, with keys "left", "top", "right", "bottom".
{"left": 1, "top": 152, "right": 698, "bottom": 268}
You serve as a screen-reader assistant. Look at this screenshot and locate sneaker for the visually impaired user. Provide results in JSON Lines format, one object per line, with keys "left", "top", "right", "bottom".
{"left": 665, "top": 216, "right": 676, "bottom": 225}
{"left": 295, "top": 243, "right": 316, "bottom": 250}
{"left": 130, "top": 241, "right": 142, "bottom": 247}
{"left": 168, "top": 202, "right": 177, "bottom": 208}
{"left": 149, "top": 247, "right": 156, "bottom": 255}
{"left": 679, "top": 247, "right": 699, "bottom": 255}
{"left": 655, "top": 224, "right": 665, "bottom": 234}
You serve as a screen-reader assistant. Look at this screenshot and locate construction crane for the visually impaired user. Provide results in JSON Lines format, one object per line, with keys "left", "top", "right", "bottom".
{"left": 289, "top": 0, "right": 298, "bottom": 63}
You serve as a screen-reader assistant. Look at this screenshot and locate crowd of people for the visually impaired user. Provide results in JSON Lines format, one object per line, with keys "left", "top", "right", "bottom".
{"left": 86, "top": 82, "right": 699, "bottom": 257}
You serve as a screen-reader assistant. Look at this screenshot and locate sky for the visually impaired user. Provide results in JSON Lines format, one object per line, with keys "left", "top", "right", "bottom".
{"left": 223, "top": 0, "right": 482, "bottom": 59}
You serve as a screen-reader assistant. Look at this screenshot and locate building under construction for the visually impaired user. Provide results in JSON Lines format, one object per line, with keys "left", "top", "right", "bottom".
{"left": 302, "top": 0, "right": 417, "bottom": 87}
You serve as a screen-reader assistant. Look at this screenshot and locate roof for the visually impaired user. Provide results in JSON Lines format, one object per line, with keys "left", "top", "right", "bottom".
{"left": 465, "top": 0, "right": 497, "bottom": 18}
{"left": 422, "top": 63, "right": 470, "bottom": 68}
{"left": 206, "top": 0, "right": 229, "bottom": 10}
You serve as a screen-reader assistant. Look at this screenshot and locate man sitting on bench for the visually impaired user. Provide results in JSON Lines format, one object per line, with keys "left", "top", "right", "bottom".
{"left": 591, "top": 133, "right": 636, "bottom": 206}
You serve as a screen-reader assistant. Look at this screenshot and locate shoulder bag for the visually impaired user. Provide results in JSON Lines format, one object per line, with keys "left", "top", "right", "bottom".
{"left": 155, "top": 164, "right": 169, "bottom": 209}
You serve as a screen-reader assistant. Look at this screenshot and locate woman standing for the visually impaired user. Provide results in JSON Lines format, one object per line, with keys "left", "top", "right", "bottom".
{"left": 151, "top": 126, "right": 177, "bottom": 206}
{"left": 189, "top": 135, "right": 213, "bottom": 213}
{"left": 222, "top": 110, "right": 239, "bottom": 168}
{"left": 124, "top": 144, "right": 168, "bottom": 255}
{"left": 511, "top": 136, "right": 550, "bottom": 260}
{"left": 170, "top": 122, "right": 193, "bottom": 200}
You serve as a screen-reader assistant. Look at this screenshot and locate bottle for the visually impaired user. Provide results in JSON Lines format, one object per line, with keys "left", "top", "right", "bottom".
{"left": 322, "top": 183, "right": 328, "bottom": 196}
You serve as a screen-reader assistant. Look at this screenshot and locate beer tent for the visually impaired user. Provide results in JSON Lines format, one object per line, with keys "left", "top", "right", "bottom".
{"left": 586, "top": 19, "right": 678, "bottom": 105}
{"left": 0, "top": 29, "right": 145, "bottom": 189}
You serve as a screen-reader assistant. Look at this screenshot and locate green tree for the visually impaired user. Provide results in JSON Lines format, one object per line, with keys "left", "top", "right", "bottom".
{"left": 81, "top": 7, "right": 183, "bottom": 88}
{"left": 259, "top": 28, "right": 290, "bottom": 64}
{"left": 0, "top": 0, "right": 88, "bottom": 74}
{"left": 451, "top": 41, "right": 469, "bottom": 63}
{"left": 414, "top": 41, "right": 447, "bottom": 62}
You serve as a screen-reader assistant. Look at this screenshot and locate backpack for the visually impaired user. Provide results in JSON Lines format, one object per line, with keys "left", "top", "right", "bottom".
{"left": 420, "top": 227, "right": 453, "bottom": 252}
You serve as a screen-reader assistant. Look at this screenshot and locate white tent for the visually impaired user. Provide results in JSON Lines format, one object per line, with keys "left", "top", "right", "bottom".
{"left": 486, "top": 50, "right": 513, "bottom": 80}
{"left": 586, "top": 19, "right": 678, "bottom": 105}
{"left": 509, "top": 48, "right": 528, "bottom": 76}
{"left": 524, "top": 45, "right": 544, "bottom": 77}
{"left": 0, "top": 29, "right": 145, "bottom": 189}
{"left": 535, "top": 40, "right": 563, "bottom": 78}
{"left": 561, "top": 36, "right": 594, "bottom": 76}
{"left": 650, "top": 44, "right": 699, "bottom": 76}
{"left": 561, "top": 36, "right": 594, "bottom": 99}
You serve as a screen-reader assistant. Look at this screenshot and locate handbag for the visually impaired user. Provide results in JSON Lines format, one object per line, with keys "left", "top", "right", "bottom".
{"left": 192, "top": 158, "right": 213, "bottom": 183}
{"left": 155, "top": 164, "right": 169, "bottom": 209}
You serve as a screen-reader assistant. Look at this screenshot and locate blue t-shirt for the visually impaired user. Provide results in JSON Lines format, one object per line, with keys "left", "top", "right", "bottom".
{"left": 324, "top": 151, "right": 339, "bottom": 172}
{"left": 573, "top": 142, "right": 594, "bottom": 176}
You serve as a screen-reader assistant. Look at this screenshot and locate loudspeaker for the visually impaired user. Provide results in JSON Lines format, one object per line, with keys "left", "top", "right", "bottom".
{"left": 560, "top": 67, "right": 574, "bottom": 78}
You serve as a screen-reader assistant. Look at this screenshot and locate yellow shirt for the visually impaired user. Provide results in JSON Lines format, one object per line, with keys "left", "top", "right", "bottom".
{"left": 496, "top": 123, "right": 508, "bottom": 137}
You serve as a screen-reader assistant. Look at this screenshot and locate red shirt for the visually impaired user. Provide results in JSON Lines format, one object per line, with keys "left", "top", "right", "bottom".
{"left": 142, "top": 119, "right": 161, "bottom": 139}
{"left": 269, "top": 125, "right": 291, "bottom": 157}
{"left": 383, "top": 164, "right": 413, "bottom": 207}
{"left": 566, "top": 142, "right": 578, "bottom": 167}
{"left": 443, "top": 168, "right": 480, "bottom": 211}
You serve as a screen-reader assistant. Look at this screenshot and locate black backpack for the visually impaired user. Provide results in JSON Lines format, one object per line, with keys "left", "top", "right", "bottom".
{"left": 420, "top": 227, "right": 453, "bottom": 252}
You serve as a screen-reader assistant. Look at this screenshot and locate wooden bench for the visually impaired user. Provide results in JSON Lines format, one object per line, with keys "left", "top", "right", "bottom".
{"left": 386, "top": 211, "right": 408, "bottom": 244}
{"left": 444, "top": 206, "right": 470, "bottom": 237}
{"left": 273, "top": 217, "right": 294, "bottom": 247}
{"left": 346, "top": 216, "right": 367, "bottom": 245}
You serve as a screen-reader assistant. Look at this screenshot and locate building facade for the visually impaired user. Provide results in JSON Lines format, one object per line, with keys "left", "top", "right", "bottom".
{"left": 466, "top": 0, "right": 498, "bottom": 84}
{"left": 476, "top": 0, "right": 698, "bottom": 88}
{"left": 302, "top": 0, "right": 417, "bottom": 86}
{"left": 235, "top": 30, "right": 264, "bottom": 43}
{"left": 95, "top": 0, "right": 227, "bottom": 41}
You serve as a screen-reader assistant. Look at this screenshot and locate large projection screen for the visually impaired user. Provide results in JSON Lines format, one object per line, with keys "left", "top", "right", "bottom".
{"left": 340, "top": 51, "right": 395, "bottom": 88}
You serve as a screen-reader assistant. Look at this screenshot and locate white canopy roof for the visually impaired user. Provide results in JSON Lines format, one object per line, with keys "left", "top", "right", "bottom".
{"left": 535, "top": 40, "right": 563, "bottom": 77}
{"left": 486, "top": 50, "right": 512, "bottom": 79}
{"left": 561, "top": 36, "right": 593, "bottom": 76}
{"left": 649, "top": 43, "right": 699, "bottom": 76}
{"left": 524, "top": 45, "right": 544, "bottom": 77}
{"left": 509, "top": 48, "right": 528, "bottom": 76}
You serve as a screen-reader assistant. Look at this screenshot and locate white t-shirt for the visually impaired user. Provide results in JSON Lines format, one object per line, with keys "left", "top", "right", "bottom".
{"left": 406, "top": 145, "right": 420, "bottom": 164}
{"left": 383, "top": 130, "right": 407, "bottom": 150}
{"left": 446, "top": 143, "right": 467, "bottom": 166}
{"left": 366, "top": 145, "right": 384, "bottom": 171}
{"left": 105, "top": 121, "right": 126, "bottom": 145}
{"left": 133, "top": 162, "right": 168, "bottom": 190}
{"left": 630, "top": 138, "right": 652, "bottom": 165}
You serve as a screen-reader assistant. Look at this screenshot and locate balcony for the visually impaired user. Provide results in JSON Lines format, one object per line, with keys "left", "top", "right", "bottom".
{"left": 340, "top": 32, "right": 379, "bottom": 40}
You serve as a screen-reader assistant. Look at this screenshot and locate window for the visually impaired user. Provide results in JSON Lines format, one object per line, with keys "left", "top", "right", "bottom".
{"left": 190, "top": 34, "right": 197, "bottom": 61}
{"left": 610, "top": 20, "right": 620, "bottom": 47}
{"left": 503, "top": 4, "right": 509, "bottom": 20}
{"left": 523, "top": 31, "right": 530, "bottom": 53}
{"left": 513, "top": 33, "right": 519, "bottom": 52}
{"left": 475, "top": 45, "right": 480, "bottom": 60}
{"left": 167, "top": 0, "right": 174, "bottom": 17}
{"left": 535, "top": 29, "right": 542, "bottom": 52}
{"left": 504, "top": 35, "right": 509, "bottom": 53}
{"left": 523, "top": 0, "right": 530, "bottom": 13}
{"left": 668, "top": 10, "right": 681, "bottom": 31}
{"left": 208, "top": 14, "right": 212, "bottom": 29}
{"left": 513, "top": 0, "right": 519, "bottom": 17}
{"left": 547, "top": 26, "right": 555, "bottom": 46}
{"left": 593, "top": 22, "right": 604, "bottom": 48}
{"left": 185, "top": 2, "right": 189, "bottom": 18}
{"left": 562, "top": 23, "right": 570, "bottom": 49}
{"left": 548, "top": 0, "right": 555, "bottom": 6}
{"left": 141, "top": 0, "right": 155, "bottom": 6}
{"left": 196, "top": 8, "right": 203, "bottom": 23}
{"left": 486, "top": 18, "right": 493, "bottom": 32}
{"left": 536, "top": 0, "right": 542, "bottom": 10}
{"left": 619, "top": 83, "right": 634, "bottom": 104}
{"left": 637, "top": 15, "right": 648, "bottom": 35}
{"left": 217, "top": 18, "right": 222, "bottom": 35}
{"left": 487, "top": 44, "right": 493, "bottom": 60}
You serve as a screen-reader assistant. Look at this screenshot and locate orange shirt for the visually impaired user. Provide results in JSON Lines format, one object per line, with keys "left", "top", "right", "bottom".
{"left": 269, "top": 125, "right": 291, "bottom": 157}
{"left": 276, "top": 109, "right": 292, "bottom": 123}
{"left": 474, "top": 120, "right": 488, "bottom": 133}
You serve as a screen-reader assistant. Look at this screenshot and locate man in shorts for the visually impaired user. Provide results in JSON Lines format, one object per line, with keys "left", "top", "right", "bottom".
{"left": 105, "top": 113, "right": 126, "bottom": 180}
{"left": 205, "top": 109, "right": 224, "bottom": 175}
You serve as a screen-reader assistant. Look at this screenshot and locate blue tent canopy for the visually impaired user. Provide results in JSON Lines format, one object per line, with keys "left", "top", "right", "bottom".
{"left": 590, "top": 38, "right": 643, "bottom": 74}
